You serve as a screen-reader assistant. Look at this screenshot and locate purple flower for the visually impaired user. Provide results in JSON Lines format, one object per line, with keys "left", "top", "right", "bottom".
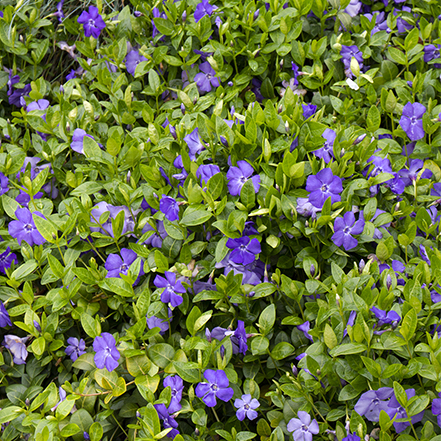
{"left": 234, "top": 394, "right": 259, "bottom": 421}
{"left": 343, "top": 433, "right": 361, "bottom": 441}
{"left": 287, "top": 411, "right": 320, "bottom": 441}
{"left": 184, "top": 128, "right": 205, "bottom": 161}
{"left": 3, "top": 335, "right": 29, "bottom": 365}
{"left": 314, "top": 128, "right": 336, "bottom": 163}
{"left": 332, "top": 212, "right": 365, "bottom": 251}
{"left": 27, "top": 99, "right": 50, "bottom": 113}
{"left": 195, "top": 369, "right": 234, "bottom": 407}
{"left": 77, "top": 6, "right": 106, "bottom": 38}
{"left": 387, "top": 389, "right": 424, "bottom": 433}
{"left": 226, "top": 236, "right": 261, "bottom": 265}
{"left": 384, "top": 173, "right": 405, "bottom": 195}
{"left": 160, "top": 196, "right": 180, "bottom": 222}
{"left": 8, "top": 72, "right": 31, "bottom": 107}
{"left": 306, "top": 168, "right": 343, "bottom": 209}
{"left": 125, "top": 50, "right": 147, "bottom": 77}
{"left": 364, "top": 155, "right": 393, "bottom": 178}
{"left": 297, "top": 321, "right": 313, "bottom": 342}
{"left": 55, "top": 0, "right": 65, "bottom": 23}
{"left": 195, "top": 62, "right": 220, "bottom": 93}
{"left": 152, "top": 7, "right": 167, "bottom": 39}
{"left": 65, "top": 337, "right": 86, "bottom": 361}
{"left": 154, "top": 404, "right": 179, "bottom": 438}
{"left": 424, "top": 44, "right": 441, "bottom": 63}
{"left": 105, "top": 248, "right": 140, "bottom": 282}
{"left": 343, "top": 311, "right": 356, "bottom": 338}
{"left": 154, "top": 272, "right": 186, "bottom": 308}
{"left": 291, "top": 62, "right": 300, "bottom": 86}
{"left": 51, "top": 386, "right": 67, "bottom": 412}
{"left": 0, "top": 171, "right": 9, "bottom": 196}
{"left": 164, "top": 375, "right": 184, "bottom": 413}
{"left": 196, "top": 164, "right": 220, "bottom": 183}
{"left": 142, "top": 221, "right": 167, "bottom": 248}
{"left": 420, "top": 244, "right": 431, "bottom": 265}
{"left": 0, "top": 302, "right": 12, "bottom": 327}
{"left": 9, "top": 208, "right": 46, "bottom": 247}
{"left": 93, "top": 332, "right": 120, "bottom": 372}
{"left": 71, "top": 128, "right": 96, "bottom": 154}
{"left": 432, "top": 393, "right": 441, "bottom": 426}
{"left": 400, "top": 102, "right": 426, "bottom": 141}
{"left": 340, "top": 45, "right": 364, "bottom": 77}
{"left": 296, "top": 198, "right": 320, "bottom": 219}
{"left": 399, "top": 159, "right": 432, "bottom": 186}
{"left": 147, "top": 312, "right": 172, "bottom": 335}
{"left": 232, "top": 320, "right": 248, "bottom": 355}
{"left": 227, "top": 160, "right": 260, "bottom": 196}
{"left": 354, "top": 388, "right": 394, "bottom": 422}
{"left": 302, "top": 104, "right": 317, "bottom": 120}
{"left": 344, "top": 0, "right": 361, "bottom": 17}
{"left": 0, "top": 247, "right": 17, "bottom": 274}
{"left": 216, "top": 254, "right": 265, "bottom": 285}
{"left": 371, "top": 307, "right": 401, "bottom": 327}
{"left": 194, "top": 0, "right": 216, "bottom": 22}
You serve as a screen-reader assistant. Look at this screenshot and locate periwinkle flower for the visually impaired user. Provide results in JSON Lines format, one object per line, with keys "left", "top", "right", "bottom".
{"left": 306, "top": 168, "right": 343, "bottom": 209}
{"left": 291, "top": 62, "right": 300, "bottom": 86}
{"left": 226, "top": 236, "right": 261, "bottom": 265}
{"left": 55, "top": 0, "right": 65, "bottom": 23}
{"left": 0, "top": 171, "right": 9, "bottom": 196}
{"left": 195, "top": 62, "right": 220, "bottom": 93}
{"left": 51, "top": 386, "right": 67, "bottom": 412}
{"left": 424, "top": 44, "right": 441, "bottom": 63}
{"left": 184, "top": 128, "right": 205, "bottom": 160}
{"left": 432, "top": 392, "right": 441, "bottom": 425}
{"left": 287, "top": 411, "right": 320, "bottom": 441}
{"left": 354, "top": 387, "right": 394, "bottom": 422}
{"left": 8, "top": 72, "right": 31, "bottom": 107}
{"left": 105, "top": 248, "right": 141, "bottom": 283}
{"left": 332, "top": 212, "right": 365, "bottom": 251}
{"left": 364, "top": 155, "right": 393, "bottom": 178}
{"left": 154, "top": 404, "right": 179, "bottom": 438}
{"left": 71, "top": 128, "right": 96, "bottom": 154}
{"left": 232, "top": 320, "right": 248, "bottom": 355}
{"left": 152, "top": 7, "right": 167, "bottom": 39}
{"left": 93, "top": 332, "right": 120, "bottom": 372}
{"left": 343, "top": 433, "right": 361, "bottom": 441}
{"left": 0, "top": 302, "right": 12, "bottom": 327}
{"left": 125, "top": 50, "right": 147, "bottom": 77}
{"left": 195, "top": 369, "right": 234, "bottom": 407}
{"left": 142, "top": 221, "right": 167, "bottom": 248}
{"left": 160, "top": 196, "right": 180, "bottom": 222}
{"left": 344, "top": 0, "right": 361, "bottom": 17}
{"left": 296, "top": 197, "right": 320, "bottom": 219}
{"left": 3, "top": 335, "right": 29, "bottom": 365}
{"left": 371, "top": 306, "right": 401, "bottom": 327}
{"left": 0, "top": 247, "right": 18, "bottom": 274}
{"left": 420, "top": 244, "right": 431, "bottom": 265}
{"left": 196, "top": 164, "right": 220, "bottom": 183}
{"left": 164, "top": 375, "right": 184, "bottom": 413}
{"left": 340, "top": 45, "right": 364, "bottom": 78}
{"left": 77, "top": 6, "right": 106, "bottom": 38}
{"left": 297, "top": 321, "right": 313, "bottom": 342}
{"left": 343, "top": 311, "right": 356, "bottom": 338}
{"left": 398, "top": 159, "right": 432, "bottom": 186}
{"left": 234, "top": 394, "right": 260, "bottom": 421}
{"left": 194, "top": 0, "right": 217, "bottom": 22}
{"left": 154, "top": 272, "right": 186, "bottom": 308}
{"left": 8, "top": 208, "right": 46, "bottom": 247}
{"left": 65, "top": 337, "right": 86, "bottom": 361}
{"left": 386, "top": 389, "right": 424, "bottom": 433}
{"left": 226, "top": 160, "right": 260, "bottom": 196}
{"left": 302, "top": 104, "right": 317, "bottom": 119}
{"left": 314, "top": 128, "right": 336, "bottom": 163}
{"left": 399, "top": 102, "right": 426, "bottom": 141}
{"left": 147, "top": 310, "right": 172, "bottom": 335}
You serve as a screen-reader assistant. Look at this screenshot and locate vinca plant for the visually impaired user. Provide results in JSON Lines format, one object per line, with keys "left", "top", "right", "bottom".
{"left": 1, "top": 0, "right": 441, "bottom": 440}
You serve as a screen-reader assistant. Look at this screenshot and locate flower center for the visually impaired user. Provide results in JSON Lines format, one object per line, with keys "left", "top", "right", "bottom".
{"left": 88, "top": 18, "right": 95, "bottom": 26}
{"left": 321, "top": 184, "right": 328, "bottom": 192}
{"left": 343, "top": 226, "right": 350, "bottom": 234}
{"left": 24, "top": 223, "right": 33, "bottom": 231}
{"left": 120, "top": 264, "right": 128, "bottom": 271}
{"left": 244, "top": 404, "right": 250, "bottom": 410}
{"left": 302, "top": 425, "right": 308, "bottom": 431}
{"left": 240, "top": 176, "right": 247, "bottom": 184}
{"left": 212, "top": 384, "right": 218, "bottom": 391}
{"left": 411, "top": 116, "right": 417, "bottom": 124}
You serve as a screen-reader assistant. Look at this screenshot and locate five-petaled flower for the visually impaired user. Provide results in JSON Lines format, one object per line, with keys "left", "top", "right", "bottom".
{"left": 314, "top": 128, "right": 336, "bottom": 163}
{"left": 65, "top": 337, "right": 86, "bottom": 362}
{"left": 227, "top": 160, "right": 260, "bottom": 196}
{"left": 371, "top": 307, "right": 401, "bottom": 327}
{"left": 195, "top": 62, "right": 220, "bottom": 93}
{"left": 160, "top": 196, "right": 180, "bottom": 222}
{"left": 287, "top": 411, "right": 320, "bottom": 441}
{"left": 195, "top": 369, "right": 234, "bottom": 407}
{"left": 9, "top": 208, "right": 46, "bottom": 247}
{"left": 3, "top": 335, "right": 29, "bottom": 365}
{"left": 154, "top": 272, "right": 186, "bottom": 308}
{"left": 226, "top": 236, "right": 261, "bottom": 265}
{"left": 77, "top": 6, "right": 106, "bottom": 39}
{"left": 105, "top": 248, "right": 142, "bottom": 284}
{"left": 399, "top": 102, "right": 426, "bottom": 141}
{"left": 184, "top": 128, "right": 205, "bottom": 160}
{"left": 234, "top": 394, "right": 260, "bottom": 421}
{"left": 0, "top": 247, "right": 18, "bottom": 274}
{"left": 306, "top": 168, "right": 343, "bottom": 209}
{"left": 332, "top": 212, "right": 365, "bottom": 251}
{"left": 93, "top": 332, "right": 120, "bottom": 372}
{"left": 194, "top": 0, "right": 217, "bottom": 22}
{"left": 354, "top": 387, "right": 393, "bottom": 422}
{"left": 0, "top": 302, "right": 12, "bottom": 327}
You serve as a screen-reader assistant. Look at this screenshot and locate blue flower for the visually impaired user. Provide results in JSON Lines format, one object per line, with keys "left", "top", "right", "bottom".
{"left": 226, "top": 236, "right": 261, "bottom": 265}
{"left": 306, "top": 169, "right": 343, "bottom": 209}
{"left": 332, "top": 212, "right": 365, "bottom": 251}
{"left": 226, "top": 161, "right": 260, "bottom": 196}
{"left": 234, "top": 394, "right": 259, "bottom": 421}
{"left": 0, "top": 302, "right": 12, "bottom": 327}
{"left": 354, "top": 388, "right": 393, "bottom": 422}
{"left": 194, "top": 0, "right": 216, "bottom": 22}
{"left": 400, "top": 102, "right": 426, "bottom": 141}
{"left": 65, "top": 337, "right": 86, "bottom": 361}
{"left": 195, "top": 369, "right": 234, "bottom": 407}
{"left": 302, "top": 104, "right": 317, "bottom": 119}
{"left": 154, "top": 404, "right": 179, "bottom": 438}
{"left": 314, "top": 128, "right": 336, "bottom": 163}
{"left": 160, "top": 196, "right": 180, "bottom": 222}
{"left": 371, "top": 307, "right": 401, "bottom": 327}
{"left": 93, "top": 333, "right": 120, "bottom": 372}
{"left": 3, "top": 335, "right": 29, "bottom": 365}
{"left": 77, "top": 6, "right": 106, "bottom": 38}
{"left": 184, "top": 128, "right": 205, "bottom": 160}
{"left": 0, "top": 247, "right": 17, "bottom": 274}
{"left": 287, "top": 411, "right": 319, "bottom": 441}
{"left": 195, "top": 62, "right": 220, "bottom": 93}
{"left": 154, "top": 272, "right": 186, "bottom": 308}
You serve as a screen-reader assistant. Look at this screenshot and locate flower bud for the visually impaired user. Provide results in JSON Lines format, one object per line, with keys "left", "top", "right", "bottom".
{"left": 127, "top": 170, "right": 131, "bottom": 184}
{"left": 386, "top": 274, "right": 392, "bottom": 290}
{"left": 278, "top": 105, "right": 283, "bottom": 113}
{"left": 34, "top": 320, "right": 41, "bottom": 332}
{"left": 136, "top": 411, "right": 141, "bottom": 418}
{"left": 292, "top": 365, "right": 298, "bottom": 376}
{"left": 181, "top": 103, "right": 186, "bottom": 115}
{"left": 170, "top": 125, "right": 177, "bottom": 140}
{"left": 220, "top": 135, "right": 228, "bottom": 147}
{"left": 310, "top": 264, "right": 315, "bottom": 277}
{"left": 25, "top": 398, "right": 30, "bottom": 406}
{"left": 254, "top": 9, "right": 260, "bottom": 20}
{"left": 134, "top": 11, "right": 142, "bottom": 17}
{"left": 193, "top": 97, "right": 198, "bottom": 104}
{"left": 280, "top": 59, "right": 284, "bottom": 68}
{"left": 182, "top": 11, "right": 187, "bottom": 22}
{"left": 359, "top": 259, "right": 365, "bottom": 273}
{"left": 285, "top": 120, "right": 290, "bottom": 133}
{"left": 228, "top": 81, "right": 233, "bottom": 87}
{"left": 353, "top": 134, "right": 366, "bottom": 144}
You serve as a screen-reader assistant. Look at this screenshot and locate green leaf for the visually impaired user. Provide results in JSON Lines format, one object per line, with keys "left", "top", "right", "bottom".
{"left": 99, "top": 278, "right": 134, "bottom": 297}
{"left": 271, "top": 342, "right": 294, "bottom": 360}
{"left": 399, "top": 308, "right": 417, "bottom": 341}
{"left": 367, "top": 105, "right": 381, "bottom": 132}
{"left": 207, "top": 172, "right": 224, "bottom": 200}
{"left": 0, "top": 406, "right": 23, "bottom": 424}
{"left": 153, "top": 17, "right": 174, "bottom": 36}
{"left": 173, "top": 361, "right": 200, "bottom": 383}
{"left": 329, "top": 343, "right": 367, "bottom": 357}
{"left": 83, "top": 136, "right": 103, "bottom": 161}
{"left": 149, "top": 69, "right": 161, "bottom": 93}
{"left": 72, "top": 352, "right": 96, "bottom": 371}
{"left": 32, "top": 214, "right": 58, "bottom": 243}
{"left": 259, "top": 304, "right": 275, "bottom": 336}
{"left": 148, "top": 343, "right": 175, "bottom": 369}
{"left": 240, "top": 179, "right": 256, "bottom": 208}
{"left": 70, "top": 409, "right": 94, "bottom": 441}
{"left": 251, "top": 336, "right": 269, "bottom": 355}
{"left": 180, "top": 206, "right": 212, "bottom": 226}
{"left": 126, "top": 354, "right": 151, "bottom": 377}
{"left": 2, "top": 194, "right": 20, "bottom": 219}
{"left": 81, "top": 313, "right": 101, "bottom": 338}
{"left": 60, "top": 424, "right": 81, "bottom": 437}
{"left": 11, "top": 260, "right": 37, "bottom": 281}
{"left": 324, "top": 324, "right": 338, "bottom": 349}
{"left": 388, "top": 47, "right": 407, "bottom": 65}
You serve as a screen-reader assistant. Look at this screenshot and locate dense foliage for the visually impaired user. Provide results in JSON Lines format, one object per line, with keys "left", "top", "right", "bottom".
{"left": 1, "top": 0, "right": 441, "bottom": 440}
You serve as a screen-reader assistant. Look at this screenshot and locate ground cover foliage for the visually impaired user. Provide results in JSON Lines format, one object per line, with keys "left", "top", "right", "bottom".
{"left": 2, "top": 0, "right": 441, "bottom": 440}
